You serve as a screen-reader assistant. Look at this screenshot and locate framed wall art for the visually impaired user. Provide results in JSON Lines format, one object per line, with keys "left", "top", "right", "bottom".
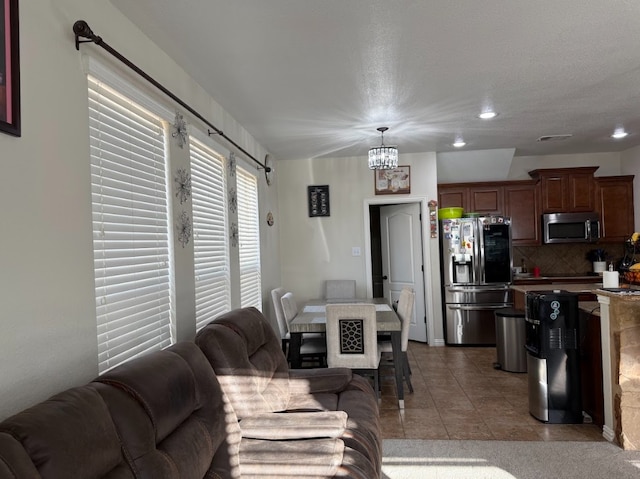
{"left": 0, "top": 0, "right": 20, "bottom": 137}
{"left": 308, "top": 185, "right": 330, "bottom": 217}
{"left": 374, "top": 165, "right": 410, "bottom": 195}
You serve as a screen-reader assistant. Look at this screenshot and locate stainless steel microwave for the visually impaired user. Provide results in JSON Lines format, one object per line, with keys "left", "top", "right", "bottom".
{"left": 542, "top": 212, "right": 600, "bottom": 244}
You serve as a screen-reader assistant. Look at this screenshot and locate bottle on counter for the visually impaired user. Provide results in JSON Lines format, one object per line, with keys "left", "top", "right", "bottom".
{"left": 521, "top": 259, "right": 527, "bottom": 274}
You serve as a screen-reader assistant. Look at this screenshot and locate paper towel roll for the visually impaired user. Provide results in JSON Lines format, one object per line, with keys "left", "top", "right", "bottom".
{"left": 603, "top": 271, "right": 619, "bottom": 288}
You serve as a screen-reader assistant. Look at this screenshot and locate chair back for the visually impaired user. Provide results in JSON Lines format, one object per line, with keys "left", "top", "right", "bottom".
{"left": 325, "top": 280, "right": 356, "bottom": 300}
{"left": 326, "top": 304, "right": 380, "bottom": 369}
{"left": 280, "top": 291, "right": 298, "bottom": 324}
{"left": 271, "top": 287, "right": 289, "bottom": 338}
{"left": 397, "top": 288, "right": 415, "bottom": 351}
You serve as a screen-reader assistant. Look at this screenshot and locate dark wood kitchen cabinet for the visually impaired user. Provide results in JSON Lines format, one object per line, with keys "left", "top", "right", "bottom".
{"left": 504, "top": 181, "right": 540, "bottom": 245}
{"left": 595, "top": 175, "right": 635, "bottom": 243}
{"left": 529, "top": 167, "right": 597, "bottom": 213}
{"left": 438, "top": 186, "right": 467, "bottom": 209}
{"left": 468, "top": 185, "right": 504, "bottom": 214}
{"left": 438, "top": 184, "right": 504, "bottom": 214}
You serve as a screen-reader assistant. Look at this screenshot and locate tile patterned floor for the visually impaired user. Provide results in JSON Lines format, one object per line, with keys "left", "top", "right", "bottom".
{"left": 378, "top": 342, "right": 605, "bottom": 442}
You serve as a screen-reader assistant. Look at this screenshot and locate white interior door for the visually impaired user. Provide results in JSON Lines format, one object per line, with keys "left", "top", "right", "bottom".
{"left": 380, "top": 203, "right": 427, "bottom": 342}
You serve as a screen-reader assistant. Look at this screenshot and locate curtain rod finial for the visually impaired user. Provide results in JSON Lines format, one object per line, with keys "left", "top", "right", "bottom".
{"left": 73, "top": 20, "right": 101, "bottom": 50}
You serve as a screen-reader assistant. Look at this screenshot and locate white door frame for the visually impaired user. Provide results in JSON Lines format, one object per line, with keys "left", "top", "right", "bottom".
{"left": 363, "top": 196, "right": 436, "bottom": 346}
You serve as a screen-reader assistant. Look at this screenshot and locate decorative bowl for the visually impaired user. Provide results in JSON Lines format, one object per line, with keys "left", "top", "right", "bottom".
{"left": 438, "top": 207, "right": 464, "bottom": 220}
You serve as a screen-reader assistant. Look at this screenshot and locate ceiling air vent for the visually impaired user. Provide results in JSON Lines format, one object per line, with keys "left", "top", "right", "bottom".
{"left": 537, "top": 134, "right": 573, "bottom": 142}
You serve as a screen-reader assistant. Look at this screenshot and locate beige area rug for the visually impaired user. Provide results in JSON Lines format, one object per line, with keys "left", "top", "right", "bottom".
{"left": 382, "top": 439, "right": 640, "bottom": 479}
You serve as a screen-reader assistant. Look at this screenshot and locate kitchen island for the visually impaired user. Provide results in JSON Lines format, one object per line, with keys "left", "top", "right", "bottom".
{"left": 595, "top": 289, "right": 640, "bottom": 450}
{"left": 511, "top": 281, "right": 640, "bottom": 449}
{"left": 511, "top": 282, "right": 602, "bottom": 310}
{"left": 511, "top": 282, "right": 605, "bottom": 429}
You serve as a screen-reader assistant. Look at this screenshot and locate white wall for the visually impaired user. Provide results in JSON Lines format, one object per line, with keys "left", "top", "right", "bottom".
{"left": 277, "top": 152, "right": 444, "bottom": 345}
{"left": 509, "top": 152, "right": 622, "bottom": 179}
{"left": 621, "top": 145, "right": 640, "bottom": 230}
{"left": 0, "top": 0, "right": 278, "bottom": 419}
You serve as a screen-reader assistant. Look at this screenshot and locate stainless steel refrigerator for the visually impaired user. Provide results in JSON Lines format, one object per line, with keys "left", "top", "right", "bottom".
{"left": 440, "top": 216, "right": 513, "bottom": 345}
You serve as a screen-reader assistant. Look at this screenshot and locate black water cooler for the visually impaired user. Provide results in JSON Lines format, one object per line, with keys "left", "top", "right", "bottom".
{"left": 525, "top": 290, "right": 582, "bottom": 424}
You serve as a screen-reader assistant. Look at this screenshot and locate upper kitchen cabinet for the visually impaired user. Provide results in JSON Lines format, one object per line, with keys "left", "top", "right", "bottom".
{"left": 438, "top": 184, "right": 504, "bottom": 214}
{"left": 529, "top": 167, "right": 598, "bottom": 213}
{"left": 595, "top": 176, "right": 635, "bottom": 243}
{"left": 469, "top": 186, "right": 504, "bottom": 215}
{"left": 438, "top": 186, "right": 467, "bottom": 209}
{"left": 504, "top": 181, "right": 540, "bottom": 245}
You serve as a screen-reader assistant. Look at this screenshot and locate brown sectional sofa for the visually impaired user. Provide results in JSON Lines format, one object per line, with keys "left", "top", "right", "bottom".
{"left": 0, "top": 308, "right": 381, "bottom": 479}
{"left": 195, "top": 307, "right": 382, "bottom": 476}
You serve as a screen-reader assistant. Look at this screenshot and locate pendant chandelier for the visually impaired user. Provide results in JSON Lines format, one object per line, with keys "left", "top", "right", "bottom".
{"left": 368, "top": 127, "right": 398, "bottom": 170}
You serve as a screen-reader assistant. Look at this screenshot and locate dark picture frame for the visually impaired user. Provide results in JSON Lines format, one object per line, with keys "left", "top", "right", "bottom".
{"left": 308, "top": 185, "right": 330, "bottom": 217}
{"left": 374, "top": 165, "right": 411, "bottom": 195}
{"left": 0, "top": 0, "right": 20, "bottom": 137}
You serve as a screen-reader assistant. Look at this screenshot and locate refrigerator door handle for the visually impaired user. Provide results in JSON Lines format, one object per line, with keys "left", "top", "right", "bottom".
{"left": 447, "top": 304, "right": 510, "bottom": 311}
{"left": 447, "top": 286, "right": 511, "bottom": 293}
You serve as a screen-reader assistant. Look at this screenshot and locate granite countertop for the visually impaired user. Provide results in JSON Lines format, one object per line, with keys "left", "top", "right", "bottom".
{"left": 512, "top": 275, "right": 602, "bottom": 283}
{"left": 594, "top": 288, "right": 640, "bottom": 301}
{"left": 510, "top": 283, "right": 602, "bottom": 294}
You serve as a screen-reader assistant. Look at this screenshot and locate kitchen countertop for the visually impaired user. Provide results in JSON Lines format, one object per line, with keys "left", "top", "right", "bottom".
{"left": 510, "top": 282, "right": 602, "bottom": 294}
{"left": 513, "top": 275, "right": 602, "bottom": 284}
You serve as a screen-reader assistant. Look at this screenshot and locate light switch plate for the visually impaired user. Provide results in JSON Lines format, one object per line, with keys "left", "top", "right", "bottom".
{"left": 352, "top": 246, "right": 361, "bottom": 257}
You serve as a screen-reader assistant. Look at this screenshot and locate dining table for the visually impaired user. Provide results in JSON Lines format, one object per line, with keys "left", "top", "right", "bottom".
{"left": 288, "top": 297, "right": 406, "bottom": 408}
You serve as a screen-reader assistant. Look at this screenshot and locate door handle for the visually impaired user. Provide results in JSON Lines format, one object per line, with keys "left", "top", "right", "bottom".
{"left": 382, "top": 275, "right": 388, "bottom": 280}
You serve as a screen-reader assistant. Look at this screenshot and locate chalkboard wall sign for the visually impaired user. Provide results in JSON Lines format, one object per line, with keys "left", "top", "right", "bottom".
{"left": 308, "top": 185, "right": 330, "bottom": 217}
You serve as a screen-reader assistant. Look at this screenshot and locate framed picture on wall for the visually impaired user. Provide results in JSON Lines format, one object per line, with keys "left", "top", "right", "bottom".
{"left": 0, "top": 0, "right": 20, "bottom": 137}
{"left": 308, "top": 185, "right": 330, "bottom": 217}
{"left": 374, "top": 165, "right": 410, "bottom": 195}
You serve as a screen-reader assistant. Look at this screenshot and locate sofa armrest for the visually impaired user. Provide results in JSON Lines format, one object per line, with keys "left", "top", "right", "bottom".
{"left": 288, "top": 367, "right": 353, "bottom": 394}
{"left": 239, "top": 411, "right": 347, "bottom": 440}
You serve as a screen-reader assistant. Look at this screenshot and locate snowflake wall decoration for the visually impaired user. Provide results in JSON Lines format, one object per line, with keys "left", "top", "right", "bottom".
{"left": 171, "top": 112, "right": 188, "bottom": 148}
{"left": 177, "top": 210, "right": 192, "bottom": 248}
{"left": 229, "top": 186, "right": 237, "bottom": 213}
{"left": 228, "top": 152, "right": 237, "bottom": 177}
{"left": 230, "top": 222, "right": 239, "bottom": 248}
{"left": 174, "top": 168, "right": 192, "bottom": 204}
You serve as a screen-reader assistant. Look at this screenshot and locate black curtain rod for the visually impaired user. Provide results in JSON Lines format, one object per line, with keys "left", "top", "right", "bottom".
{"left": 73, "top": 20, "right": 268, "bottom": 172}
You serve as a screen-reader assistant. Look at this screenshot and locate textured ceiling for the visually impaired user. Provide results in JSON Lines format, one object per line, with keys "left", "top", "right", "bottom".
{"left": 109, "top": 0, "right": 640, "bottom": 161}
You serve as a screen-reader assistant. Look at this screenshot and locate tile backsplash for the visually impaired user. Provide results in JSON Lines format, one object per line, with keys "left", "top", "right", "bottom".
{"left": 513, "top": 243, "right": 625, "bottom": 276}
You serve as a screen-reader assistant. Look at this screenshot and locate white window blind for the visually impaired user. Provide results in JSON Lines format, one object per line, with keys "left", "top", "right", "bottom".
{"left": 237, "top": 165, "right": 262, "bottom": 310}
{"left": 190, "top": 138, "right": 231, "bottom": 330}
{"left": 88, "top": 76, "right": 173, "bottom": 374}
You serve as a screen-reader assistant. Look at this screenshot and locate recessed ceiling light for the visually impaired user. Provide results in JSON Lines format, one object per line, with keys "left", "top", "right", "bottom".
{"left": 611, "top": 128, "right": 628, "bottom": 139}
{"left": 478, "top": 111, "right": 498, "bottom": 120}
{"left": 453, "top": 139, "right": 466, "bottom": 148}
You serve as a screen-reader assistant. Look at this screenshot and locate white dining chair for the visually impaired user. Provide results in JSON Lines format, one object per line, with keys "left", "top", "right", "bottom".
{"left": 270, "top": 287, "right": 290, "bottom": 353}
{"left": 325, "top": 280, "right": 356, "bottom": 300}
{"left": 325, "top": 303, "right": 382, "bottom": 395}
{"left": 379, "top": 287, "right": 415, "bottom": 394}
{"left": 280, "top": 291, "right": 327, "bottom": 367}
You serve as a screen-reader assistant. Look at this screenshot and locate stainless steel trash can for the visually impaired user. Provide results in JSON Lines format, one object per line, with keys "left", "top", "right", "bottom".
{"left": 494, "top": 308, "right": 527, "bottom": 373}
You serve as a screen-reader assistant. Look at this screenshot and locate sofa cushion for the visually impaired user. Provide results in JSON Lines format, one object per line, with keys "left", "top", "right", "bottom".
{"left": 196, "top": 309, "right": 291, "bottom": 417}
{"left": 0, "top": 432, "right": 40, "bottom": 479}
{"left": 239, "top": 411, "right": 347, "bottom": 440}
{"left": 94, "top": 341, "right": 240, "bottom": 479}
{"left": 0, "top": 387, "right": 134, "bottom": 479}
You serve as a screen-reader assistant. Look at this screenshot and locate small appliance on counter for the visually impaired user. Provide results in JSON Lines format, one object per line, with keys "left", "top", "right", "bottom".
{"left": 525, "top": 290, "right": 582, "bottom": 424}
{"left": 440, "top": 216, "right": 513, "bottom": 345}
